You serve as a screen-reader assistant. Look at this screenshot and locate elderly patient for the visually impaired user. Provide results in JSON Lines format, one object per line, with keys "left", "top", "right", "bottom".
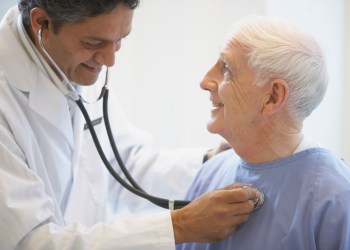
{"left": 177, "top": 16, "right": 350, "bottom": 250}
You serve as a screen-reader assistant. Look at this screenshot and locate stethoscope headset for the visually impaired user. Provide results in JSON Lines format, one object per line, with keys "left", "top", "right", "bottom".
{"left": 37, "top": 21, "right": 264, "bottom": 211}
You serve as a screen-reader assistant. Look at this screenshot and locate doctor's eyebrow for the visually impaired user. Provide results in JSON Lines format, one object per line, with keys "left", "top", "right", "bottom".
{"left": 83, "top": 30, "right": 132, "bottom": 43}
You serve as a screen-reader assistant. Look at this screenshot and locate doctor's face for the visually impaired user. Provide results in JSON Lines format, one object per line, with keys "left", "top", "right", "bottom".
{"left": 37, "top": 3, "right": 133, "bottom": 85}
{"left": 200, "top": 41, "right": 265, "bottom": 147}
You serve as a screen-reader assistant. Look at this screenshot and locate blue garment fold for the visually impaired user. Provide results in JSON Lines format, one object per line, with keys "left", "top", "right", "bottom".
{"left": 177, "top": 148, "right": 350, "bottom": 250}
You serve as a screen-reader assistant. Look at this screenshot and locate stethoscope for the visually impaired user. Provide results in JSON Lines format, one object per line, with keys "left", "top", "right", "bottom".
{"left": 37, "top": 27, "right": 264, "bottom": 211}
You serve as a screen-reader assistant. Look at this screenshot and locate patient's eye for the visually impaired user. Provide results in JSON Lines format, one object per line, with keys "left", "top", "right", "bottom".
{"left": 223, "top": 63, "right": 232, "bottom": 80}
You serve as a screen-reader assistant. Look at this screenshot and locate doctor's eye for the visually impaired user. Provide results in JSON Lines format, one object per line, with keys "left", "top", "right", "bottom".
{"left": 82, "top": 41, "right": 103, "bottom": 49}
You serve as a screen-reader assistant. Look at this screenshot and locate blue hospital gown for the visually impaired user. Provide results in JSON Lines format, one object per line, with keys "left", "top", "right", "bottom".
{"left": 177, "top": 148, "right": 350, "bottom": 250}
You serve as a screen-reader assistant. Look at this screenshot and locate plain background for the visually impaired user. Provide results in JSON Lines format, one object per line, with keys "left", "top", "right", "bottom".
{"left": 1, "top": 0, "right": 349, "bottom": 162}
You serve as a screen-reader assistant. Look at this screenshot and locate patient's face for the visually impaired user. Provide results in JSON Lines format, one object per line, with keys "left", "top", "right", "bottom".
{"left": 200, "top": 41, "right": 265, "bottom": 147}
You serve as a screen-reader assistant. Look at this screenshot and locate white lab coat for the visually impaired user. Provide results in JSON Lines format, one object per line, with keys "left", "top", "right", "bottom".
{"left": 0, "top": 7, "right": 205, "bottom": 250}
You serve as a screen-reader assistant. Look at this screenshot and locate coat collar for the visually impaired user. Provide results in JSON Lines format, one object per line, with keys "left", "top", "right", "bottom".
{"left": 0, "top": 7, "right": 74, "bottom": 147}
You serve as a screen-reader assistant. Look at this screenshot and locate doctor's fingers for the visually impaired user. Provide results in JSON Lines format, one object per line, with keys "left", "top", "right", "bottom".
{"left": 225, "top": 214, "right": 251, "bottom": 238}
{"left": 171, "top": 190, "right": 254, "bottom": 243}
{"left": 228, "top": 201, "right": 254, "bottom": 219}
{"left": 215, "top": 202, "right": 253, "bottom": 238}
{"left": 220, "top": 182, "right": 253, "bottom": 190}
{"left": 219, "top": 185, "right": 260, "bottom": 204}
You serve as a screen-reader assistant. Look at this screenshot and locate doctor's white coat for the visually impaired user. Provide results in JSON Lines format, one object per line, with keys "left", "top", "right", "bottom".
{"left": 0, "top": 7, "right": 204, "bottom": 250}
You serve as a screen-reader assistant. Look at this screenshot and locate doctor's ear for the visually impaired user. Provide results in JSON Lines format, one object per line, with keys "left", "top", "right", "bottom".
{"left": 261, "top": 79, "right": 289, "bottom": 116}
{"left": 29, "top": 7, "right": 50, "bottom": 34}
{"left": 43, "top": 20, "right": 49, "bottom": 29}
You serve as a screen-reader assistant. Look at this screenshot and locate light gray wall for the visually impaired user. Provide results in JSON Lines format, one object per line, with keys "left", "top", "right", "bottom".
{"left": 1, "top": 0, "right": 348, "bottom": 162}
{"left": 111, "top": 0, "right": 348, "bottom": 161}
{"left": 111, "top": 0, "right": 266, "bottom": 150}
{"left": 343, "top": 0, "right": 350, "bottom": 162}
{"left": 0, "top": 0, "right": 16, "bottom": 18}
{"left": 265, "top": 0, "right": 346, "bottom": 160}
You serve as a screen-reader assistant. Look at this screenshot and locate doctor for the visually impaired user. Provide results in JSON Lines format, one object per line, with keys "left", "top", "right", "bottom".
{"left": 0, "top": 0, "right": 259, "bottom": 249}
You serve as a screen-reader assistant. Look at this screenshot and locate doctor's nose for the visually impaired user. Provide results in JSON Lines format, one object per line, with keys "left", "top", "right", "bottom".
{"left": 95, "top": 41, "right": 121, "bottom": 67}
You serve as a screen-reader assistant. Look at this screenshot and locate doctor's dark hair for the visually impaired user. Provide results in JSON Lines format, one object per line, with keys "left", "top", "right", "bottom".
{"left": 18, "top": 0, "right": 139, "bottom": 33}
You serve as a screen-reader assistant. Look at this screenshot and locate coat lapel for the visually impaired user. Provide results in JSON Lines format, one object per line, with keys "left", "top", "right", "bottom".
{"left": 0, "top": 8, "right": 74, "bottom": 149}
{"left": 28, "top": 73, "right": 74, "bottom": 149}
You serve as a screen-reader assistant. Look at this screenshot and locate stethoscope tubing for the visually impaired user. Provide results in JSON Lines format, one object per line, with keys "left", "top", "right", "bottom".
{"left": 76, "top": 90, "right": 191, "bottom": 210}
{"left": 38, "top": 26, "right": 190, "bottom": 210}
{"left": 37, "top": 26, "right": 263, "bottom": 212}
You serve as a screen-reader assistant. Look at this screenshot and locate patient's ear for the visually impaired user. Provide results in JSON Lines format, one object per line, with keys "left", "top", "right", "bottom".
{"left": 262, "top": 79, "right": 289, "bottom": 116}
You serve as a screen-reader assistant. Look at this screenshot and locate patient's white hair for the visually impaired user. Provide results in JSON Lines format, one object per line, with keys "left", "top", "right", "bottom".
{"left": 225, "top": 16, "right": 329, "bottom": 121}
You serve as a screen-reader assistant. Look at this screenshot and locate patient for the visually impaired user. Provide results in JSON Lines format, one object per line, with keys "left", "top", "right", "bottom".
{"left": 177, "top": 16, "right": 350, "bottom": 250}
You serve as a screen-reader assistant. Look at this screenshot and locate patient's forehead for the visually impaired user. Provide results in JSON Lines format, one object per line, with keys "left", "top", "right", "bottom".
{"left": 220, "top": 41, "right": 248, "bottom": 71}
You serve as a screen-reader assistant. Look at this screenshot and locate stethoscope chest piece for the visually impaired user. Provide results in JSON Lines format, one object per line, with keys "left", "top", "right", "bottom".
{"left": 252, "top": 188, "right": 264, "bottom": 211}
{"left": 242, "top": 186, "right": 265, "bottom": 212}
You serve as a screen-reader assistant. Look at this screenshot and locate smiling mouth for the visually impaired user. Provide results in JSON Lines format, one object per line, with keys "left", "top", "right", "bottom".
{"left": 82, "top": 64, "right": 102, "bottom": 72}
{"left": 212, "top": 102, "right": 224, "bottom": 107}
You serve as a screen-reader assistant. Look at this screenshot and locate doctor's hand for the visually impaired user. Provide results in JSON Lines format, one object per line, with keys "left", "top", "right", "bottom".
{"left": 171, "top": 183, "right": 259, "bottom": 244}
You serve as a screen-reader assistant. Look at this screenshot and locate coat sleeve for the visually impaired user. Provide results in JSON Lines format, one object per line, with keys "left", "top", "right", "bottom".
{"left": 0, "top": 128, "right": 176, "bottom": 250}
